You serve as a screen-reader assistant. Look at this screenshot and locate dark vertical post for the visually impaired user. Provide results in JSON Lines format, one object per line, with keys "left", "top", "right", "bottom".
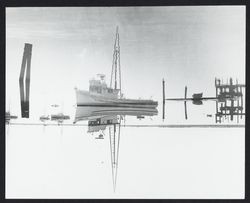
{"left": 184, "top": 101, "right": 187, "bottom": 120}
{"left": 240, "top": 86, "right": 243, "bottom": 118}
{"left": 184, "top": 86, "right": 187, "bottom": 120}
{"left": 229, "top": 77, "right": 233, "bottom": 97}
{"left": 184, "top": 86, "right": 187, "bottom": 99}
{"left": 237, "top": 97, "right": 239, "bottom": 123}
{"left": 19, "top": 43, "right": 32, "bottom": 118}
{"left": 230, "top": 99, "right": 234, "bottom": 121}
{"left": 235, "top": 80, "right": 239, "bottom": 123}
{"left": 162, "top": 79, "right": 165, "bottom": 120}
{"left": 215, "top": 78, "right": 218, "bottom": 123}
{"left": 215, "top": 100, "right": 218, "bottom": 123}
{"left": 218, "top": 78, "right": 222, "bottom": 96}
{"left": 220, "top": 103, "right": 223, "bottom": 123}
{"left": 215, "top": 78, "right": 218, "bottom": 99}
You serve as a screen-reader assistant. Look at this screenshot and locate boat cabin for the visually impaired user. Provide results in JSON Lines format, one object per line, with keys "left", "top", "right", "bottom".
{"left": 192, "top": 93, "right": 203, "bottom": 99}
{"left": 89, "top": 74, "right": 119, "bottom": 97}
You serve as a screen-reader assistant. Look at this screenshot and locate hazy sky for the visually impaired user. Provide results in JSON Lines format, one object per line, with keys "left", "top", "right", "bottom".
{"left": 6, "top": 6, "right": 245, "bottom": 120}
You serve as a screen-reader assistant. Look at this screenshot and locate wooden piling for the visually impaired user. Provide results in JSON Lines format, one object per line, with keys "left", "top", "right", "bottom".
{"left": 162, "top": 79, "right": 165, "bottom": 120}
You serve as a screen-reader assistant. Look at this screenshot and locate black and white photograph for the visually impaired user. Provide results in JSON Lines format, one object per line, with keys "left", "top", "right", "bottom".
{"left": 5, "top": 4, "right": 245, "bottom": 199}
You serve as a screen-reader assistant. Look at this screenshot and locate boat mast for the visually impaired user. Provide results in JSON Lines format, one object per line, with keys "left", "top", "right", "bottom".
{"left": 109, "top": 27, "right": 123, "bottom": 191}
{"left": 110, "top": 26, "right": 122, "bottom": 98}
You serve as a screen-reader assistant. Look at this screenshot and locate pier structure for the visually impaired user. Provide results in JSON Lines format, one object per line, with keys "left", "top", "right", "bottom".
{"left": 162, "top": 77, "right": 245, "bottom": 123}
{"left": 215, "top": 77, "right": 244, "bottom": 100}
{"left": 215, "top": 78, "right": 245, "bottom": 123}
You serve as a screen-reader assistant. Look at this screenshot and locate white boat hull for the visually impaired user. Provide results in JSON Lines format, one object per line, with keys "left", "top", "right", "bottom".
{"left": 76, "top": 89, "right": 158, "bottom": 108}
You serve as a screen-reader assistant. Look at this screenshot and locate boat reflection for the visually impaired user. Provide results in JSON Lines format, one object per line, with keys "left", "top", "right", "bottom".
{"left": 74, "top": 105, "right": 158, "bottom": 192}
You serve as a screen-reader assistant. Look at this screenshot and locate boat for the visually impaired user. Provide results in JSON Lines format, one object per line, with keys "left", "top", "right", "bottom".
{"left": 39, "top": 115, "right": 50, "bottom": 122}
{"left": 192, "top": 93, "right": 203, "bottom": 99}
{"left": 51, "top": 113, "right": 70, "bottom": 121}
{"left": 75, "top": 75, "right": 158, "bottom": 109}
{"left": 75, "top": 28, "right": 158, "bottom": 112}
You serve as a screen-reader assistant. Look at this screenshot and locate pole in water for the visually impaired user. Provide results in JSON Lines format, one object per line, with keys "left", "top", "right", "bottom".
{"left": 19, "top": 43, "right": 32, "bottom": 118}
{"left": 184, "top": 86, "right": 188, "bottom": 120}
{"left": 184, "top": 86, "right": 187, "bottom": 100}
{"left": 162, "top": 78, "right": 165, "bottom": 120}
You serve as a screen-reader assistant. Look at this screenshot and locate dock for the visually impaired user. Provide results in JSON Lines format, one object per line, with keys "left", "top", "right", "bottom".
{"left": 162, "top": 77, "right": 245, "bottom": 123}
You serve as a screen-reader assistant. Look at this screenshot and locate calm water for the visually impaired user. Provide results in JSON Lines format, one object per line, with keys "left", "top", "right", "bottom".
{"left": 6, "top": 120, "right": 245, "bottom": 198}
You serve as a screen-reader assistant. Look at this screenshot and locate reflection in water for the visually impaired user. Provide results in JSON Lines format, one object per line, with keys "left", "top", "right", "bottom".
{"left": 72, "top": 26, "right": 159, "bottom": 191}
{"left": 108, "top": 116, "right": 121, "bottom": 192}
{"left": 163, "top": 77, "right": 245, "bottom": 123}
{"left": 74, "top": 106, "right": 158, "bottom": 191}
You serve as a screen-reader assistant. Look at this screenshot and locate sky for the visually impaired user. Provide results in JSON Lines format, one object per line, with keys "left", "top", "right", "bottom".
{"left": 5, "top": 6, "right": 245, "bottom": 198}
{"left": 6, "top": 6, "right": 245, "bottom": 122}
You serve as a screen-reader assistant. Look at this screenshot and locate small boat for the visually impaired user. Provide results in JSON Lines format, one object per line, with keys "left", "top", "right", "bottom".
{"left": 51, "top": 113, "right": 70, "bottom": 121}
{"left": 39, "top": 115, "right": 50, "bottom": 121}
{"left": 95, "top": 134, "right": 104, "bottom": 139}
{"left": 192, "top": 93, "right": 203, "bottom": 99}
